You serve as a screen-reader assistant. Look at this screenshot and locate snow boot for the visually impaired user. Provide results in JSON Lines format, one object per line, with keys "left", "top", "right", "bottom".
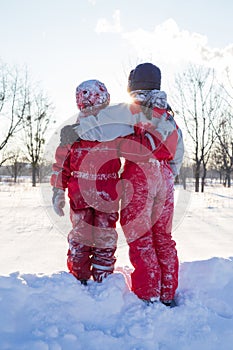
{"left": 161, "top": 299, "right": 177, "bottom": 308}
{"left": 80, "top": 279, "right": 88, "bottom": 286}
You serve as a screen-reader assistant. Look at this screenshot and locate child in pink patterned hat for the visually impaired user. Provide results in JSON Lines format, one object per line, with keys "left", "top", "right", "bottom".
{"left": 51, "top": 79, "right": 121, "bottom": 284}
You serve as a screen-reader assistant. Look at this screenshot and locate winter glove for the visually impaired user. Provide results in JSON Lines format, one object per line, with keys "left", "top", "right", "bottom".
{"left": 52, "top": 187, "right": 66, "bottom": 216}
{"left": 156, "top": 113, "right": 176, "bottom": 140}
{"left": 60, "top": 124, "right": 80, "bottom": 146}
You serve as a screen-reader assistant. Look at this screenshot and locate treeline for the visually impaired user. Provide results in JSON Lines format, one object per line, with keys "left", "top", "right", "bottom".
{"left": 1, "top": 60, "right": 232, "bottom": 190}
{"left": 0, "top": 161, "right": 52, "bottom": 184}
{"left": 0, "top": 61, "right": 55, "bottom": 186}
{"left": 173, "top": 64, "right": 233, "bottom": 191}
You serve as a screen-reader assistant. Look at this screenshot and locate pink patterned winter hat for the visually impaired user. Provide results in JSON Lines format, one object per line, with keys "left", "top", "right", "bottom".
{"left": 76, "top": 79, "right": 110, "bottom": 111}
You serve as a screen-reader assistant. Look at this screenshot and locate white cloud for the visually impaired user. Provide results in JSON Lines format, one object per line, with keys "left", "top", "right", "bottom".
{"left": 95, "top": 9, "right": 122, "bottom": 33}
{"left": 94, "top": 17, "right": 233, "bottom": 88}
{"left": 121, "top": 19, "right": 233, "bottom": 76}
{"left": 88, "top": 0, "right": 96, "bottom": 5}
{"left": 122, "top": 19, "right": 208, "bottom": 65}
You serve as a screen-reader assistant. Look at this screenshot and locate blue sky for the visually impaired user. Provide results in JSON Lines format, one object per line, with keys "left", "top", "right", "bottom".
{"left": 1, "top": 0, "right": 232, "bottom": 124}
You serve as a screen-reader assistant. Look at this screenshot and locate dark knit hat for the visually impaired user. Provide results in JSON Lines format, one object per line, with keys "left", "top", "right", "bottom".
{"left": 127, "top": 63, "right": 161, "bottom": 92}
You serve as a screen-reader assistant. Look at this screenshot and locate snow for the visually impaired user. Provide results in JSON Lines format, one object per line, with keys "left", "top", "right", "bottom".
{"left": 0, "top": 182, "right": 233, "bottom": 350}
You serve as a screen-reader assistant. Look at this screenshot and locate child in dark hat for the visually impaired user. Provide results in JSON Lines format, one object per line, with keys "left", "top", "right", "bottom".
{"left": 121, "top": 62, "right": 183, "bottom": 306}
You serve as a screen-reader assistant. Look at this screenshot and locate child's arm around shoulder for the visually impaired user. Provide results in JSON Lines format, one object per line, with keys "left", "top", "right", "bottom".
{"left": 73, "top": 103, "right": 134, "bottom": 141}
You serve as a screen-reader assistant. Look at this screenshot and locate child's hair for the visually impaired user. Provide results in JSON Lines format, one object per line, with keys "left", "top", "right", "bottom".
{"left": 76, "top": 79, "right": 110, "bottom": 116}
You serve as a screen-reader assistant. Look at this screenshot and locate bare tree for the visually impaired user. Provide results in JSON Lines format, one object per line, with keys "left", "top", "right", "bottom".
{"left": 22, "top": 86, "right": 54, "bottom": 186}
{"left": 175, "top": 64, "right": 223, "bottom": 192}
{"left": 179, "top": 160, "right": 193, "bottom": 190}
{"left": 219, "top": 66, "right": 233, "bottom": 104}
{"left": 208, "top": 64, "right": 233, "bottom": 188}
{"left": 210, "top": 109, "right": 233, "bottom": 187}
{"left": 37, "top": 160, "right": 53, "bottom": 183}
{"left": 0, "top": 62, "right": 28, "bottom": 163}
{"left": 5, "top": 149, "right": 26, "bottom": 183}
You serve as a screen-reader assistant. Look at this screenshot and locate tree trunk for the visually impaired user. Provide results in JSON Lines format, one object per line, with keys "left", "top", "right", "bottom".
{"left": 14, "top": 163, "right": 17, "bottom": 183}
{"left": 226, "top": 170, "right": 231, "bottom": 188}
{"left": 195, "top": 163, "right": 200, "bottom": 192}
{"left": 201, "top": 177, "right": 204, "bottom": 192}
{"left": 32, "top": 164, "right": 37, "bottom": 187}
{"left": 201, "top": 164, "right": 207, "bottom": 192}
{"left": 183, "top": 175, "right": 187, "bottom": 190}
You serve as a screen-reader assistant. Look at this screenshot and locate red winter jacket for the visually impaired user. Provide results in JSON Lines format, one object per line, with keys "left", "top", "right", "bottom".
{"left": 51, "top": 139, "right": 121, "bottom": 213}
{"left": 119, "top": 105, "right": 178, "bottom": 171}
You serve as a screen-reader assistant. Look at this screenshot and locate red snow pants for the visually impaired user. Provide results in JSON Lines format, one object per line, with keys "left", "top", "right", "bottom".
{"left": 120, "top": 160, "right": 178, "bottom": 302}
{"left": 67, "top": 208, "right": 118, "bottom": 282}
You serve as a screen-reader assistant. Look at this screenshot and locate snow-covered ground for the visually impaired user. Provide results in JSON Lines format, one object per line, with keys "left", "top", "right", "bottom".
{"left": 0, "top": 182, "right": 233, "bottom": 350}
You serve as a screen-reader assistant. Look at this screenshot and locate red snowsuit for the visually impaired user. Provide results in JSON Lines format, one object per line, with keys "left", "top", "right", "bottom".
{"left": 51, "top": 137, "right": 121, "bottom": 282}
{"left": 120, "top": 106, "right": 179, "bottom": 302}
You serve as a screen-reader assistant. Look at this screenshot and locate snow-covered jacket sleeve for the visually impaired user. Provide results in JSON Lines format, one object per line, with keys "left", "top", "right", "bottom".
{"left": 50, "top": 144, "right": 71, "bottom": 190}
{"left": 74, "top": 104, "right": 134, "bottom": 141}
{"left": 50, "top": 124, "right": 78, "bottom": 190}
{"left": 168, "top": 121, "right": 184, "bottom": 177}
